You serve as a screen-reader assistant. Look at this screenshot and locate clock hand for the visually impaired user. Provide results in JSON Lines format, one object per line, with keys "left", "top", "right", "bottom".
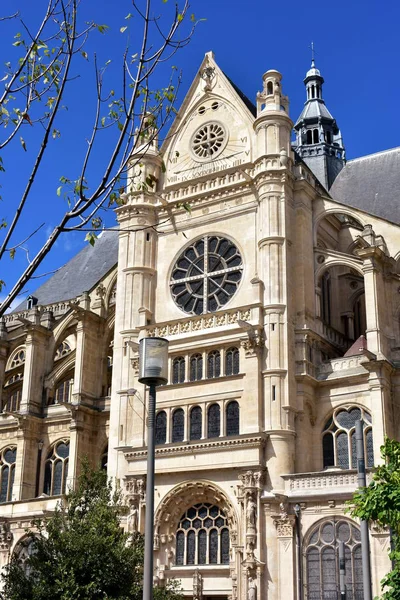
{"left": 173, "top": 150, "right": 245, "bottom": 174}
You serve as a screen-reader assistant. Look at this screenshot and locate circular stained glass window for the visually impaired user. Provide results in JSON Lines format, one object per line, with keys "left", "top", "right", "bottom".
{"left": 170, "top": 235, "right": 243, "bottom": 315}
{"left": 191, "top": 122, "right": 227, "bottom": 161}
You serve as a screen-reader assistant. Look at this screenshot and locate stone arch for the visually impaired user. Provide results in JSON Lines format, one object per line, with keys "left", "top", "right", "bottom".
{"left": 314, "top": 255, "right": 364, "bottom": 281}
{"left": 303, "top": 514, "right": 360, "bottom": 547}
{"left": 154, "top": 480, "right": 238, "bottom": 541}
{"left": 313, "top": 207, "right": 366, "bottom": 248}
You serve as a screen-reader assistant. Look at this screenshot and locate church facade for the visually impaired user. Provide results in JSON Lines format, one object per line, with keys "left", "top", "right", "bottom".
{"left": 0, "top": 51, "right": 399, "bottom": 600}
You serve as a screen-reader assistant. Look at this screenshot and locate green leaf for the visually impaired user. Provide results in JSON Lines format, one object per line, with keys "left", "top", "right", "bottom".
{"left": 0, "top": 280, "right": 5, "bottom": 292}
{"left": 81, "top": 50, "right": 88, "bottom": 60}
{"left": 56, "top": 186, "right": 62, "bottom": 197}
{"left": 177, "top": 13, "right": 183, "bottom": 22}
{"left": 161, "top": 160, "right": 166, "bottom": 173}
{"left": 9, "top": 248, "right": 15, "bottom": 260}
{"left": 96, "top": 24, "right": 109, "bottom": 34}
{"left": 120, "top": 26, "right": 128, "bottom": 33}
{"left": 101, "top": 116, "right": 106, "bottom": 127}
{"left": 125, "top": 13, "right": 133, "bottom": 19}
{"left": 85, "top": 232, "right": 98, "bottom": 246}
{"left": 20, "top": 137, "right": 27, "bottom": 151}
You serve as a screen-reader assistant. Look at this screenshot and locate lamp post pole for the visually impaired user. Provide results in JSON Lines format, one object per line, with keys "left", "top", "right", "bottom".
{"left": 143, "top": 383, "right": 156, "bottom": 600}
{"left": 355, "top": 419, "right": 372, "bottom": 600}
{"left": 138, "top": 337, "right": 169, "bottom": 600}
{"left": 294, "top": 504, "right": 303, "bottom": 600}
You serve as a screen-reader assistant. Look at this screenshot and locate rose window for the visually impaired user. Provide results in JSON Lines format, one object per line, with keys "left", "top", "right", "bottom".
{"left": 170, "top": 235, "right": 243, "bottom": 315}
{"left": 191, "top": 122, "right": 227, "bottom": 160}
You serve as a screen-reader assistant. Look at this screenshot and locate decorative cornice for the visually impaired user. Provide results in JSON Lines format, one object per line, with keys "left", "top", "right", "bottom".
{"left": 145, "top": 306, "right": 257, "bottom": 338}
{"left": 124, "top": 434, "right": 266, "bottom": 460}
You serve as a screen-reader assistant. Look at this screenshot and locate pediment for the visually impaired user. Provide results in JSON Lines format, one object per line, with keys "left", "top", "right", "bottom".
{"left": 161, "top": 52, "right": 255, "bottom": 187}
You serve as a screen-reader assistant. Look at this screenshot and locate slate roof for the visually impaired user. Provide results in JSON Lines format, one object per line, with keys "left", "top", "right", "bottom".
{"left": 329, "top": 147, "right": 400, "bottom": 225}
{"left": 13, "top": 229, "right": 119, "bottom": 312}
{"left": 294, "top": 99, "right": 334, "bottom": 127}
{"left": 224, "top": 74, "right": 257, "bottom": 117}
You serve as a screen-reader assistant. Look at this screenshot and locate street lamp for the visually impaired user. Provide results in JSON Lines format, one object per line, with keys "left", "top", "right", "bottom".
{"left": 138, "top": 337, "right": 169, "bottom": 600}
{"left": 294, "top": 504, "right": 302, "bottom": 600}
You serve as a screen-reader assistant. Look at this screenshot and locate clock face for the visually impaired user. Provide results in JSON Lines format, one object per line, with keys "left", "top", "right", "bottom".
{"left": 166, "top": 99, "right": 251, "bottom": 185}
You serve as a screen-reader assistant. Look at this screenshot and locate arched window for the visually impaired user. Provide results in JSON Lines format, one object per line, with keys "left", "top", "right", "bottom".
{"left": 0, "top": 447, "right": 16, "bottom": 502}
{"left": 207, "top": 350, "right": 220, "bottom": 379}
{"left": 266, "top": 81, "right": 273, "bottom": 95}
{"left": 225, "top": 347, "right": 239, "bottom": 376}
{"left": 172, "top": 408, "right": 185, "bottom": 443}
{"left": 311, "top": 85, "right": 315, "bottom": 98}
{"left": 313, "top": 129, "right": 319, "bottom": 144}
{"left": 54, "top": 340, "right": 72, "bottom": 360}
{"left": 54, "top": 377, "right": 73, "bottom": 404}
{"left": 43, "top": 441, "right": 69, "bottom": 496}
{"left": 101, "top": 444, "right": 108, "bottom": 470}
{"left": 305, "top": 518, "right": 363, "bottom": 600}
{"left": 15, "top": 536, "right": 37, "bottom": 576}
{"left": 226, "top": 401, "right": 240, "bottom": 436}
{"left": 172, "top": 357, "right": 185, "bottom": 384}
{"left": 353, "top": 293, "right": 366, "bottom": 340}
{"left": 190, "top": 354, "right": 203, "bottom": 382}
{"left": 175, "top": 503, "right": 230, "bottom": 566}
{"left": 155, "top": 411, "right": 167, "bottom": 445}
{"left": 306, "top": 130, "right": 313, "bottom": 145}
{"left": 9, "top": 348, "right": 25, "bottom": 369}
{"left": 322, "top": 407, "right": 374, "bottom": 469}
{"left": 207, "top": 404, "right": 220, "bottom": 438}
{"left": 190, "top": 406, "right": 202, "bottom": 440}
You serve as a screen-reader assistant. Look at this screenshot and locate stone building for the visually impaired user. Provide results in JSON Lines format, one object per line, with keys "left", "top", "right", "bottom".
{"left": 0, "top": 51, "right": 400, "bottom": 600}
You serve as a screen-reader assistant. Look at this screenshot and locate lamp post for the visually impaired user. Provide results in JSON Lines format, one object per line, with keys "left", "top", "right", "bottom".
{"left": 294, "top": 503, "right": 303, "bottom": 600}
{"left": 138, "top": 337, "right": 169, "bottom": 600}
{"left": 355, "top": 419, "right": 372, "bottom": 600}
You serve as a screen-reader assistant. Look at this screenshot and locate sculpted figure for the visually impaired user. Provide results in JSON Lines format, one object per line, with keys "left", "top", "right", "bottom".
{"left": 248, "top": 577, "right": 257, "bottom": 600}
{"left": 127, "top": 502, "right": 138, "bottom": 532}
{"left": 246, "top": 496, "right": 257, "bottom": 529}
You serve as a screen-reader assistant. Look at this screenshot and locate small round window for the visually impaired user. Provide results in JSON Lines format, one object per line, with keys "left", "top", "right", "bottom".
{"left": 170, "top": 235, "right": 243, "bottom": 315}
{"left": 191, "top": 122, "right": 227, "bottom": 161}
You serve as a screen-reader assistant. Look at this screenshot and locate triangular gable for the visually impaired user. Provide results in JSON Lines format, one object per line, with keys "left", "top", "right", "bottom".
{"left": 161, "top": 51, "right": 255, "bottom": 187}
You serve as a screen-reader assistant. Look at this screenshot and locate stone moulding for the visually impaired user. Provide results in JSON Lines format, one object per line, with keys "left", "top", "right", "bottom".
{"left": 123, "top": 434, "right": 266, "bottom": 461}
{"left": 145, "top": 306, "right": 256, "bottom": 338}
{"left": 283, "top": 469, "right": 373, "bottom": 498}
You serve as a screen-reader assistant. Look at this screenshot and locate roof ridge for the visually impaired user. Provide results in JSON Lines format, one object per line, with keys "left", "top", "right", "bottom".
{"left": 348, "top": 146, "right": 400, "bottom": 163}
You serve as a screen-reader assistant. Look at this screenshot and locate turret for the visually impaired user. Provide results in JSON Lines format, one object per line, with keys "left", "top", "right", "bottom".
{"left": 293, "top": 59, "right": 345, "bottom": 190}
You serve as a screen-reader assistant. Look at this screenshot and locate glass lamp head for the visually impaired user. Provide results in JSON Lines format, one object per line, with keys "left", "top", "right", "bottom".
{"left": 138, "top": 337, "right": 169, "bottom": 386}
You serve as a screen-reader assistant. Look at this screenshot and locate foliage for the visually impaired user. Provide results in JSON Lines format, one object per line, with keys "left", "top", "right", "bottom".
{"left": 0, "top": 1, "right": 198, "bottom": 315}
{"left": 1, "top": 461, "right": 183, "bottom": 600}
{"left": 349, "top": 438, "right": 400, "bottom": 600}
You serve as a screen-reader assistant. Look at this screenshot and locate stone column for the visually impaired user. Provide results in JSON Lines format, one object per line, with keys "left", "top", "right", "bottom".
{"left": 273, "top": 509, "right": 296, "bottom": 600}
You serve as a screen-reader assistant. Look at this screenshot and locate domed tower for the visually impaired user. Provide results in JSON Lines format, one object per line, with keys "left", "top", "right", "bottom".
{"left": 293, "top": 59, "right": 345, "bottom": 190}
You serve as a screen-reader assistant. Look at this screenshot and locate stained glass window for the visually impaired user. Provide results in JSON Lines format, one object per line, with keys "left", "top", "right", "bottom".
{"left": 43, "top": 441, "right": 69, "bottom": 496}
{"left": 305, "top": 518, "right": 363, "bottom": 600}
{"left": 221, "top": 528, "right": 230, "bottom": 564}
{"left": 207, "top": 351, "right": 221, "bottom": 379}
{"left": 225, "top": 347, "right": 239, "bottom": 376}
{"left": 322, "top": 407, "right": 373, "bottom": 470}
{"left": 207, "top": 404, "right": 220, "bottom": 438}
{"left": 190, "top": 354, "right": 203, "bottom": 382}
{"left": 175, "top": 503, "right": 229, "bottom": 566}
{"left": 190, "top": 406, "right": 202, "bottom": 440}
{"left": 0, "top": 447, "right": 16, "bottom": 503}
{"left": 155, "top": 411, "right": 167, "bottom": 445}
{"left": 172, "top": 357, "right": 185, "bottom": 384}
{"left": 226, "top": 401, "right": 239, "bottom": 436}
{"left": 172, "top": 408, "right": 185, "bottom": 443}
{"left": 176, "top": 531, "right": 184, "bottom": 565}
{"left": 198, "top": 529, "right": 207, "bottom": 564}
{"left": 209, "top": 529, "right": 218, "bottom": 564}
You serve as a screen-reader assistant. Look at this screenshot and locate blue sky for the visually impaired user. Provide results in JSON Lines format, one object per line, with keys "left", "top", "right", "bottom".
{"left": 1, "top": 0, "right": 399, "bottom": 308}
